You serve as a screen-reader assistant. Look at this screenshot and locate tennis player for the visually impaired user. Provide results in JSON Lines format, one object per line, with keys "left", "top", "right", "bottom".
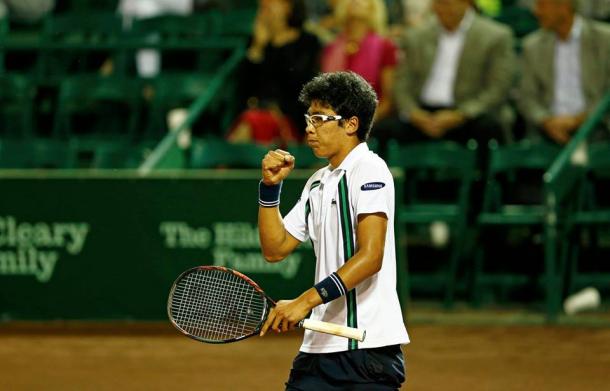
{"left": 258, "top": 71, "right": 409, "bottom": 390}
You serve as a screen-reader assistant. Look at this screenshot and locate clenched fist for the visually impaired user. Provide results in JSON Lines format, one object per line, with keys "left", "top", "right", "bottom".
{"left": 262, "top": 149, "right": 295, "bottom": 185}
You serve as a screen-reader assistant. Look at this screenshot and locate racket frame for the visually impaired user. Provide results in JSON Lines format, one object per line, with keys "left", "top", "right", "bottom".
{"left": 168, "top": 265, "right": 366, "bottom": 343}
{"left": 167, "top": 265, "right": 273, "bottom": 344}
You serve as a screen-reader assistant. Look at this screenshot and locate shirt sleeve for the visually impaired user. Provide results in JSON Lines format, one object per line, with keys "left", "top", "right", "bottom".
{"left": 352, "top": 162, "right": 393, "bottom": 218}
{"left": 283, "top": 183, "right": 310, "bottom": 242}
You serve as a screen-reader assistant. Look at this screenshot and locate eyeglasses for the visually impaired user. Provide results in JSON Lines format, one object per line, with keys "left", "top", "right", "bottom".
{"left": 304, "top": 113, "right": 343, "bottom": 128}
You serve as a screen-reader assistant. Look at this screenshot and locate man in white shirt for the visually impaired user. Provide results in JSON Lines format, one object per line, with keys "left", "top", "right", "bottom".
{"left": 518, "top": 0, "right": 610, "bottom": 144}
{"left": 258, "top": 71, "right": 409, "bottom": 390}
{"left": 376, "top": 0, "right": 515, "bottom": 153}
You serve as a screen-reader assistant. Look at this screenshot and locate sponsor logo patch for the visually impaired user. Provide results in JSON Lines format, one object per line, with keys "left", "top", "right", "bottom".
{"left": 361, "top": 182, "right": 385, "bottom": 191}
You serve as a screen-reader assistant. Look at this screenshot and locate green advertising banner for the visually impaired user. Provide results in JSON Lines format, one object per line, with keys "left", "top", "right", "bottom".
{"left": 0, "top": 170, "right": 317, "bottom": 320}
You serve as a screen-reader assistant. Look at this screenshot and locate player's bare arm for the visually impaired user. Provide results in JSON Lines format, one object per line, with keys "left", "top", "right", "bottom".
{"left": 258, "top": 149, "right": 300, "bottom": 262}
{"left": 260, "top": 212, "right": 387, "bottom": 335}
{"left": 335, "top": 212, "right": 388, "bottom": 288}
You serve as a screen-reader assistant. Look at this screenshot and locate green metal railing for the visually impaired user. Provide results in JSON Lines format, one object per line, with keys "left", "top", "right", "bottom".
{"left": 138, "top": 43, "right": 246, "bottom": 174}
{"left": 545, "top": 94, "right": 610, "bottom": 196}
{"left": 542, "top": 93, "right": 610, "bottom": 321}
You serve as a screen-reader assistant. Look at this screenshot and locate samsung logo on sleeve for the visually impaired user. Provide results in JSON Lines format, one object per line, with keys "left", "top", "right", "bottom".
{"left": 361, "top": 182, "right": 385, "bottom": 191}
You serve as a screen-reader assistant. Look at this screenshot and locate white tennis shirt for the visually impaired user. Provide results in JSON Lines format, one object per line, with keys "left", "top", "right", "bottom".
{"left": 284, "top": 142, "right": 410, "bottom": 353}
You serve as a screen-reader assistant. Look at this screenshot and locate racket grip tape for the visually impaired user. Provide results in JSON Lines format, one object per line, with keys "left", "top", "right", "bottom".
{"left": 299, "top": 319, "right": 366, "bottom": 342}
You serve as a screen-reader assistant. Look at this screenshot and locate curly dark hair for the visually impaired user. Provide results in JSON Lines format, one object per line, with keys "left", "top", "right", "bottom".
{"left": 298, "top": 71, "right": 378, "bottom": 141}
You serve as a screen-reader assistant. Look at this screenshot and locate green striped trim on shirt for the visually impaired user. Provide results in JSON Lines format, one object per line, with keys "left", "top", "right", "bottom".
{"left": 337, "top": 174, "right": 358, "bottom": 350}
{"left": 304, "top": 181, "right": 319, "bottom": 222}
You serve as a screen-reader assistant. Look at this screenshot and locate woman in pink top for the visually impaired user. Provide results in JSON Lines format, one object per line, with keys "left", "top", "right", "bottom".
{"left": 321, "top": 0, "right": 398, "bottom": 121}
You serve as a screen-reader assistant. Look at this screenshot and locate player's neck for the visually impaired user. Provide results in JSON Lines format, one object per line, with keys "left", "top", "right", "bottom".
{"left": 328, "top": 139, "right": 361, "bottom": 169}
{"left": 555, "top": 13, "right": 575, "bottom": 41}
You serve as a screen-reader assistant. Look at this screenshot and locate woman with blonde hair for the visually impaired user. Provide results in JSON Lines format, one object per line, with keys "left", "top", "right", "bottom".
{"left": 321, "top": 0, "right": 398, "bottom": 120}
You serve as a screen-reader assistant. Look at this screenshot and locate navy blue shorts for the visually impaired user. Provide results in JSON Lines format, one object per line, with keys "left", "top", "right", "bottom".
{"left": 285, "top": 345, "right": 406, "bottom": 390}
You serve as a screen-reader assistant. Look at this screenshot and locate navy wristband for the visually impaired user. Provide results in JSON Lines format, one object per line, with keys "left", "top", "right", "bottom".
{"left": 259, "top": 180, "right": 282, "bottom": 207}
{"left": 314, "top": 272, "right": 347, "bottom": 304}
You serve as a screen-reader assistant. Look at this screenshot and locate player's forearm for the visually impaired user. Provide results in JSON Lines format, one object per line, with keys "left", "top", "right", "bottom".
{"left": 258, "top": 206, "right": 290, "bottom": 262}
{"left": 335, "top": 247, "right": 383, "bottom": 291}
{"left": 296, "top": 287, "right": 323, "bottom": 310}
{"left": 310, "top": 247, "right": 383, "bottom": 307}
{"left": 333, "top": 213, "right": 387, "bottom": 291}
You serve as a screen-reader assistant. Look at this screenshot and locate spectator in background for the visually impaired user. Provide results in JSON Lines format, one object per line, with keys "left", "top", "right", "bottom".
{"left": 307, "top": 0, "right": 405, "bottom": 44}
{"left": 117, "top": 0, "right": 193, "bottom": 77}
{"left": 305, "top": 0, "right": 342, "bottom": 44}
{"left": 375, "top": 0, "right": 515, "bottom": 153}
{"left": 384, "top": 0, "right": 407, "bottom": 38}
{"left": 1, "top": 0, "right": 54, "bottom": 24}
{"left": 321, "top": 0, "right": 398, "bottom": 121}
{"left": 227, "top": 0, "right": 321, "bottom": 146}
{"left": 525, "top": 0, "right": 610, "bottom": 22}
{"left": 403, "top": 0, "right": 434, "bottom": 27}
{"left": 518, "top": 0, "right": 610, "bottom": 145}
{"left": 580, "top": 0, "right": 610, "bottom": 21}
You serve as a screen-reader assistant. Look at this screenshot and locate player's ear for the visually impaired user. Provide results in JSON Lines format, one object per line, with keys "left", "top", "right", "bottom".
{"left": 343, "top": 116, "right": 359, "bottom": 136}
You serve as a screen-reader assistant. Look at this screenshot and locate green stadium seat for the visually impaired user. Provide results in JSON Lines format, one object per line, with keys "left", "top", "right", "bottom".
{"left": 0, "top": 138, "right": 73, "bottom": 169}
{"left": 129, "top": 14, "right": 246, "bottom": 135}
{"left": 126, "top": 140, "right": 158, "bottom": 168}
{"left": 494, "top": 1, "right": 539, "bottom": 40}
{"left": 212, "top": 8, "right": 256, "bottom": 37}
{"left": 131, "top": 14, "right": 214, "bottom": 43}
{"left": 53, "top": 74, "right": 143, "bottom": 139}
{"left": 564, "top": 142, "right": 610, "bottom": 294}
{"left": 38, "top": 13, "right": 125, "bottom": 79}
{"left": 189, "top": 138, "right": 267, "bottom": 169}
{"left": 387, "top": 140, "right": 478, "bottom": 308}
{"left": 472, "top": 140, "right": 561, "bottom": 309}
{"left": 55, "top": 0, "right": 119, "bottom": 13}
{"left": 144, "top": 74, "right": 212, "bottom": 138}
{"left": 130, "top": 14, "right": 221, "bottom": 74}
{"left": 68, "top": 139, "right": 137, "bottom": 169}
{"left": 0, "top": 16, "right": 8, "bottom": 72}
{"left": 0, "top": 74, "right": 36, "bottom": 138}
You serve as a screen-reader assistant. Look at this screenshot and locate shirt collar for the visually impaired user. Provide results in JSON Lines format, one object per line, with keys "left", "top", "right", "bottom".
{"left": 329, "top": 142, "right": 369, "bottom": 174}
{"left": 567, "top": 15, "right": 583, "bottom": 42}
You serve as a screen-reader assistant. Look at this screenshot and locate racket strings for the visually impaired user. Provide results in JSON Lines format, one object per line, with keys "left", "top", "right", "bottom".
{"left": 169, "top": 268, "right": 266, "bottom": 341}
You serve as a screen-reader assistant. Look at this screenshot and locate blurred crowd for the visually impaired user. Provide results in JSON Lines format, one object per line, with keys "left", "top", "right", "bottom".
{"left": 0, "top": 0, "right": 608, "bottom": 305}
{"left": 0, "top": 0, "right": 609, "bottom": 152}
{"left": 228, "top": 0, "right": 610, "bottom": 155}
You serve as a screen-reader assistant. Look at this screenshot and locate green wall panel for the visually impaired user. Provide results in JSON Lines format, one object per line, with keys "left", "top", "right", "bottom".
{"left": 0, "top": 170, "right": 316, "bottom": 320}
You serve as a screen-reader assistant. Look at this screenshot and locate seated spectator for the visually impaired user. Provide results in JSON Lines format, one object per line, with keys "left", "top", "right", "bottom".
{"left": 403, "top": 0, "right": 434, "bottom": 27}
{"left": 577, "top": 0, "right": 610, "bottom": 22}
{"left": 375, "top": 0, "right": 515, "bottom": 154}
{"left": 321, "top": 0, "right": 398, "bottom": 121}
{"left": 517, "top": 0, "right": 610, "bottom": 145}
{"left": 227, "top": 0, "right": 321, "bottom": 146}
{"left": 305, "top": 0, "right": 342, "bottom": 44}
{"left": 2, "top": 0, "right": 54, "bottom": 24}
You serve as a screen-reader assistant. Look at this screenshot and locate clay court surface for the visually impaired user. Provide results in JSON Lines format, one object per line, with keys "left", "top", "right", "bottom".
{"left": 1, "top": 318, "right": 610, "bottom": 391}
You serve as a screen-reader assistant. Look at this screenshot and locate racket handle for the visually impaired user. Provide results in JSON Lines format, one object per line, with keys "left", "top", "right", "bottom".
{"left": 300, "top": 319, "right": 366, "bottom": 342}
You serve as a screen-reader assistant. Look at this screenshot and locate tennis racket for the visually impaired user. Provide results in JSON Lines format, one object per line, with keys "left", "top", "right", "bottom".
{"left": 167, "top": 265, "right": 366, "bottom": 343}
